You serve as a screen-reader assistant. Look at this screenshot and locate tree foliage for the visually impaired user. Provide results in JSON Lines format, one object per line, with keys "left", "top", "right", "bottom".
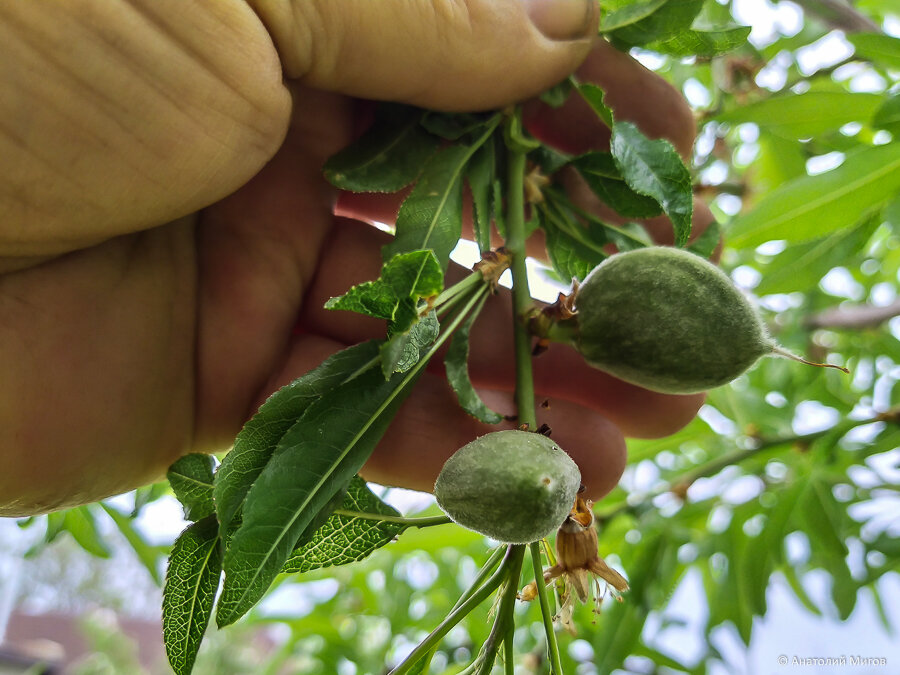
{"left": 9, "top": 1, "right": 900, "bottom": 673}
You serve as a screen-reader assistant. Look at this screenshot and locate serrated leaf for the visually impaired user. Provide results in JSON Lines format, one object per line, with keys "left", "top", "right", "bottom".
{"left": 382, "top": 144, "right": 474, "bottom": 270}
{"left": 444, "top": 297, "right": 504, "bottom": 424}
{"left": 380, "top": 311, "right": 440, "bottom": 378}
{"left": 467, "top": 140, "right": 496, "bottom": 253}
{"left": 325, "top": 250, "right": 443, "bottom": 335}
{"left": 600, "top": 0, "right": 668, "bottom": 31}
{"left": 99, "top": 503, "right": 163, "bottom": 585}
{"left": 610, "top": 121, "right": 693, "bottom": 246}
{"left": 541, "top": 216, "right": 606, "bottom": 281}
{"left": 282, "top": 477, "right": 404, "bottom": 573}
{"left": 848, "top": 32, "right": 900, "bottom": 70}
{"left": 578, "top": 83, "right": 613, "bottom": 128}
{"left": 529, "top": 144, "right": 571, "bottom": 175}
{"left": 216, "top": 366, "right": 418, "bottom": 626}
{"left": 686, "top": 219, "right": 721, "bottom": 259}
{"left": 649, "top": 26, "right": 751, "bottom": 57}
{"left": 168, "top": 454, "right": 215, "bottom": 522}
{"left": 607, "top": 0, "right": 704, "bottom": 47}
{"left": 163, "top": 516, "right": 221, "bottom": 675}
{"left": 214, "top": 341, "right": 381, "bottom": 531}
{"left": 63, "top": 506, "right": 111, "bottom": 559}
{"left": 323, "top": 105, "right": 439, "bottom": 193}
{"left": 728, "top": 142, "right": 900, "bottom": 248}
{"left": 714, "top": 92, "right": 883, "bottom": 139}
{"left": 572, "top": 152, "right": 663, "bottom": 218}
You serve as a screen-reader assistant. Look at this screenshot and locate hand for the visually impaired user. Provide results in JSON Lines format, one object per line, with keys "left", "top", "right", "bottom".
{"left": 0, "top": 0, "right": 705, "bottom": 515}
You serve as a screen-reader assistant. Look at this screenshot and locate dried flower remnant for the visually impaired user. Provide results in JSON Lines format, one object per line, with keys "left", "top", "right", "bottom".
{"left": 519, "top": 492, "right": 628, "bottom": 634}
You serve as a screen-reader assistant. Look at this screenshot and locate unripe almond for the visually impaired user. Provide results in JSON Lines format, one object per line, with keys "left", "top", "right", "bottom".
{"left": 572, "top": 247, "right": 774, "bottom": 394}
{"left": 434, "top": 430, "right": 581, "bottom": 544}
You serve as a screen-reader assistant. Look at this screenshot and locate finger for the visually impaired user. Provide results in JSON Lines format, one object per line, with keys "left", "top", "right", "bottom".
{"left": 360, "top": 376, "right": 627, "bottom": 501}
{"left": 523, "top": 40, "right": 696, "bottom": 159}
{"left": 0, "top": 0, "right": 291, "bottom": 258}
{"left": 251, "top": 0, "right": 598, "bottom": 110}
{"left": 298, "top": 218, "right": 705, "bottom": 439}
{"left": 194, "top": 86, "right": 354, "bottom": 451}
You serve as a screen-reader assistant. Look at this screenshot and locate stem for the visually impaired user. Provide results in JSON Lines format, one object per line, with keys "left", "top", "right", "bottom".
{"left": 331, "top": 510, "right": 450, "bottom": 528}
{"left": 475, "top": 544, "right": 526, "bottom": 675}
{"left": 503, "top": 625, "right": 515, "bottom": 675}
{"left": 505, "top": 140, "right": 537, "bottom": 430}
{"left": 432, "top": 271, "right": 484, "bottom": 313}
{"left": 530, "top": 542, "right": 563, "bottom": 674}
{"left": 451, "top": 546, "right": 507, "bottom": 612}
{"left": 388, "top": 545, "right": 516, "bottom": 675}
{"left": 595, "top": 414, "right": 884, "bottom": 523}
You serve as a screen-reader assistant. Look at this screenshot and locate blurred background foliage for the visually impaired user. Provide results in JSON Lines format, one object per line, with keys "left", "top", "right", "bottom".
{"left": 2, "top": 0, "right": 899, "bottom": 673}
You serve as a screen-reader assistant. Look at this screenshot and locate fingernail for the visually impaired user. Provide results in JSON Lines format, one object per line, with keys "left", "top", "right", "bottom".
{"left": 526, "top": 0, "right": 598, "bottom": 41}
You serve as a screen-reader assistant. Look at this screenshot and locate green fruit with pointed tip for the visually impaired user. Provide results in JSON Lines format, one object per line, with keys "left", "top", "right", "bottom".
{"left": 572, "top": 246, "right": 777, "bottom": 394}
{"left": 434, "top": 430, "right": 581, "bottom": 544}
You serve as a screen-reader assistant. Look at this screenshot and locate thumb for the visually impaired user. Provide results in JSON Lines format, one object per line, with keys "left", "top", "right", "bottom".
{"left": 250, "top": 0, "right": 598, "bottom": 110}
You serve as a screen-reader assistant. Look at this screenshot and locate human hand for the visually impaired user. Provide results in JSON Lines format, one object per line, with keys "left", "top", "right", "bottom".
{"left": 0, "top": 0, "right": 706, "bottom": 515}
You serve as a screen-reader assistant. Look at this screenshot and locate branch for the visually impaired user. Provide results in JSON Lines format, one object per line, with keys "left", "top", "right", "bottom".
{"left": 595, "top": 411, "right": 895, "bottom": 523}
{"left": 805, "top": 299, "right": 900, "bottom": 330}
{"left": 792, "top": 0, "right": 881, "bottom": 34}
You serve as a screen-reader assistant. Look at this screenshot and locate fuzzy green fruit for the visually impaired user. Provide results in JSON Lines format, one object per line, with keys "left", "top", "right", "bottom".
{"left": 573, "top": 246, "right": 775, "bottom": 394}
{"left": 434, "top": 430, "right": 581, "bottom": 544}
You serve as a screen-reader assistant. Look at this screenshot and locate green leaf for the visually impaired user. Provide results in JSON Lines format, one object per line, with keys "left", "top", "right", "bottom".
{"left": 380, "top": 311, "right": 440, "bottom": 378}
{"left": 872, "top": 92, "right": 900, "bottom": 134}
{"left": 539, "top": 77, "right": 575, "bottom": 108}
{"left": 323, "top": 105, "right": 439, "bottom": 193}
{"left": 467, "top": 140, "right": 496, "bottom": 253}
{"left": 754, "top": 216, "right": 879, "bottom": 295}
{"left": 686, "top": 219, "right": 721, "bottom": 259}
{"left": 781, "top": 563, "right": 822, "bottom": 616}
{"left": 848, "top": 33, "right": 900, "bottom": 70}
{"left": 572, "top": 152, "right": 663, "bottom": 218}
{"left": 421, "top": 112, "right": 496, "bottom": 141}
{"left": 577, "top": 83, "right": 613, "bottom": 128}
{"left": 99, "top": 503, "right": 163, "bottom": 585}
{"left": 444, "top": 297, "right": 504, "bottom": 425}
{"left": 714, "top": 92, "right": 883, "bottom": 138}
{"left": 282, "top": 477, "right": 405, "bottom": 573}
{"left": 131, "top": 483, "right": 169, "bottom": 518}
{"left": 63, "top": 506, "right": 111, "bottom": 559}
{"left": 167, "top": 454, "right": 215, "bottom": 522}
{"left": 163, "top": 516, "right": 222, "bottom": 675}
{"left": 214, "top": 341, "right": 381, "bottom": 531}
{"left": 830, "top": 557, "right": 858, "bottom": 620}
{"left": 797, "top": 475, "right": 848, "bottom": 559}
{"left": 600, "top": 0, "right": 668, "bottom": 32}
{"left": 216, "top": 365, "right": 418, "bottom": 626}
{"left": 606, "top": 0, "right": 704, "bottom": 47}
{"left": 325, "top": 249, "right": 444, "bottom": 334}
{"left": 383, "top": 127, "right": 493, "bottom": 270}
{"left": 610, "top": 121, "right": 693, "bottom": 246}
{"left": 728, "top": 142, "right": 900, "bottom": 248}
{"left": 648, "top": 26, "right": 751, "bottom": 57}
{"left": 541, "top": 214, "right": 606, "bottom": 281}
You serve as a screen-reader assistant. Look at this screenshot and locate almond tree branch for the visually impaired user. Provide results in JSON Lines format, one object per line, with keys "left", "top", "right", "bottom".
{"left": 806, "top": 299, "right": 900, "bottom": 330}
{"left": 792, "top": 0, "right": 881, "bottom": 34}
